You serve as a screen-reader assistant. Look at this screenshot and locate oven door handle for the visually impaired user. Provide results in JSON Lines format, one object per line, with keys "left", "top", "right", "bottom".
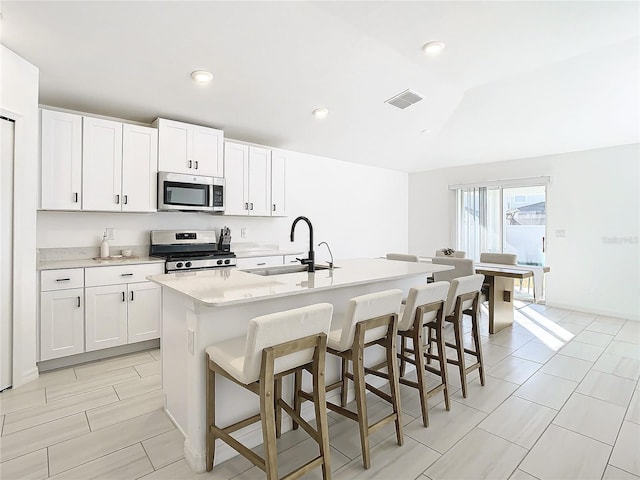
{"left": 209, "top": 184, "right": 215, "bottom": 208}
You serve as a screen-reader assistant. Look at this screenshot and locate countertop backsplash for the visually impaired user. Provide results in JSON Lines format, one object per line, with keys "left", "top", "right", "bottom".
{"left": 38, "top": 245, "right": 149, "bottom": 262}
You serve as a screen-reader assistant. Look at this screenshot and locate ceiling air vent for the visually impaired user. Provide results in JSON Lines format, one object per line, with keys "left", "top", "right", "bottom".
{"left": 385, "top": 89, "right": 423, "bottom": 109}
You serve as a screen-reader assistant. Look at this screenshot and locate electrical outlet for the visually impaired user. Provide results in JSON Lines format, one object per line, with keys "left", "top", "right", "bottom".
{"left": 241, "top": 228, "right": 247, "bottom": 238}
{"left": 105, "top": 227, "right": 115, "bottom": 240}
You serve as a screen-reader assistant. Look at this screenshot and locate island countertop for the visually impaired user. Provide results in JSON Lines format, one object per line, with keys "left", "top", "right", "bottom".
{"left": 147, "top": 257, "right": 453, "bottom": 307}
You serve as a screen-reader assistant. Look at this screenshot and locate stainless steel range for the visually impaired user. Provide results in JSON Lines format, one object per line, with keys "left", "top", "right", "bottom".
{"left": 150, "top": 229, "right": 237, "bottom": 272}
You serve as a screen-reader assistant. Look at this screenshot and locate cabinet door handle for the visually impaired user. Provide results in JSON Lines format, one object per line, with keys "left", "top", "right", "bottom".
{"left": 188, "top": 160, "right": 193, "bottom": 169}
{"left": 115, "top": 194, "right": 120, "bottom": 205}
{"left": 244, "top": 202, "right": 248, "bottom": 210}
{"left": 77, "top": 296, "right": 81, "bottom": 308}
{"left": 249, "top": 202, "right": 254, "bottom": 210}
{"left": 56, "top": 278, "right": 71, "bottom": 282}
{"left": 130, "top": 290, "right": 134, "bottom": 301}
{"left": 194, "top": 161, "right": 198, "bottom": 170}
{"left": 73, "top": 192, "right": 79, "bottom": 203}
{"left": 121, "top": 291, "right": 126, "bottom": 302}
{"left": 121, "top": 273, "right": 134, "bottom": 277}
{"left": 272, "top": 204, "right": 276, "bottom": 211}
{"left": 257, "top": 262, "right": 266, "bottom": 266}
{"left": 123, "top": 195, "right": 128, "bottom": 205}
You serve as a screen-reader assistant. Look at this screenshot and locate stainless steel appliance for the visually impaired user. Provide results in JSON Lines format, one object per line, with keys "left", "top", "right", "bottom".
{"left": 157, "top": 172, "right": 224, "bottom": 213}
{"left": 150, "top": 229, "right": 236, "bottom": 272}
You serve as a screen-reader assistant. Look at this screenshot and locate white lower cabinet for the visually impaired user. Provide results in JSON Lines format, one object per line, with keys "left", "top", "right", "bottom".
{"left": 235, "top": 256, "right": 284, "bottom": 270}
{"left": 40, "top": 288, "right": 85, "bottom": 361}
{"left": 127, "top": 281, "right": 161, "bottom": 343}
{"left": 39, "top": 263, "right": 162, "bottom": 361}
{"left": 40, "top": 268, "right": 85, "bottom": 361}
{"left": 85, "top": 284, "right": 128, "bottom": 352}
{"left": 85, "top": 281, "right": 160, "bottom": 351}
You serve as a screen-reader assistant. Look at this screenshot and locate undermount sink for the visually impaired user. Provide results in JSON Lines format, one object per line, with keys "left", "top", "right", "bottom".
{"left": 245, "top": 264, "right": 336, "bottom": 276}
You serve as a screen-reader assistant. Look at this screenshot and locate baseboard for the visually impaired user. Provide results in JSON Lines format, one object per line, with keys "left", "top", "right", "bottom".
{"left": 544, "top": 302, "right": 639, "bottom": 322}
{"left": 12, "top": 365, "right": 40, "bottom": 389}
{"left": 37, "top": 339, "right": 160, "bottom": 372}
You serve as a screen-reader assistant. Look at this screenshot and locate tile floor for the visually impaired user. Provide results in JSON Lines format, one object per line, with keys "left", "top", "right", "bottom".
{"left": 0, "top": 303, "right": 638, "bottom": 480}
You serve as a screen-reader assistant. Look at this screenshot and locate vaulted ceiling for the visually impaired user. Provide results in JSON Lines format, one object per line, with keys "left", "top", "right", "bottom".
{"left": 1, "top": 1, "right": 638, "bottom": 172}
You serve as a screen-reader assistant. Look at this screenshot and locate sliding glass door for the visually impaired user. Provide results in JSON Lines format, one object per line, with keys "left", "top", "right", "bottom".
{"left": 457, "top": 184, "right": 546, "bottom": 267}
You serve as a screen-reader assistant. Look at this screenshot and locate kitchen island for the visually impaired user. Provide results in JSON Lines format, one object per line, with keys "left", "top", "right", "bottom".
{"left": 147, "top": 258, "right": 453, "bottom": 473}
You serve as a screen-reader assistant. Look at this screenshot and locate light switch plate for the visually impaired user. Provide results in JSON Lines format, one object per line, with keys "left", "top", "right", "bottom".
{"left": 105, "top": 227, "right": 115, "bottom": 240}
{"left": 555, "top": 229, "right": 566, "bottom": 238}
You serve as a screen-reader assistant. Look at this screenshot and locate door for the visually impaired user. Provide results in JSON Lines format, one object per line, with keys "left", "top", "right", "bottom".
{"left": 157, "top": 118, "right": 192, "bottom": 174}
{"left": 40, "top": 289, "right": 84, "bottom": 361}
{"left": 1, "top": 117, "right": 14, "bottom": 389}
{"left": 503, "top": 186, "right": 546, "bottom": 266}
{"left": 85, "top": 284, "right": 128, "bottom": 351}
{"left": 193, "top": 125, "right": 223, "bottom": 177}
{"left": 271, "top": 150, "right": 287, "bottom": 216}
{"left": 248, "top": 146, "right": 271, "bottom": 216}
{"left": 40, "top": 109, "right": 82, "bottom": 210}
{"left": 122, "top": 124, "right": 158, "bottom": 212}
{"left": 223, "top": 142, "right": 249, "bottom": 215}
{"left": 82, "top": 117, "right": 123, "bottom": 211}
{"left": 127, "top": 282, "right": 161, "bottom": 343}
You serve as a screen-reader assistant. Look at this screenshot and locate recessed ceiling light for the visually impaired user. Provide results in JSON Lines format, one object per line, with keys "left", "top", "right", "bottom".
{"left": 191, "top": 70, "right": 213, "bottom": 84}
{"left": 422, "top": 41, "right": 445, "bottom": 55}
{"left": 420, "top": 129, "right": 432, "bottom": 134}
{"left": 312, "top": 107, "right": 329, "bottom": 119}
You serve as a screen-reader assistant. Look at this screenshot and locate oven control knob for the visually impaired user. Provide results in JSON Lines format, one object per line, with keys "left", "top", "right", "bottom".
{"left": 185, "top": 262, "right": 192, "bottom": 268}
{"left": 224, "top": 259, "right": 231, "bottom": 265}
{"left": 217, "top": 259, "right": 223, "bottom": 265}
{"left": 176, "top": 262, "right": 183, "bottom": 268}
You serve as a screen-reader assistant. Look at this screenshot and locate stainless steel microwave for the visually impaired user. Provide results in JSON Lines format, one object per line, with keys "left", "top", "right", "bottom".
{"left": 157, "top": 172, "right": 224, "bottom": 213}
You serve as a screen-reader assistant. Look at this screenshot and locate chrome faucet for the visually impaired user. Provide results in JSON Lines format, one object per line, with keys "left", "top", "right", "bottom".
{"left": 290, "top": 216, "right": 315, "bottom": 272}
{"left": 317, "top": 241, "right": 334, "bottom": 269}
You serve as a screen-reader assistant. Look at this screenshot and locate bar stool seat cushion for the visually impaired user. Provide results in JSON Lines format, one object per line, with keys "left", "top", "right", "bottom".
{"left": 327, "top": 289, "right": 403, "bottom": 352}
{"left": 207, "top": 303, "right": 333, "bottom": 385}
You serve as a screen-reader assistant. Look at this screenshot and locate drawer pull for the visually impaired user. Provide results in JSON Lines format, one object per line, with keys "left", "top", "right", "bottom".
{"left": 273, "top": 204, "right": 276, "bottom": 211}
{"left": 56, "top": 278, "right": 71, "bottom": 282}
{"left": 130, "top": 291, "right": 134, "bottom": 301}
{"left": 121, "top": 273, "right": 134, "bottom": 277}
{"left": 257, "top": 262, "right": 266, "bottom": 266}
{"left": 188, "top": 160, "right": 193, "bottom": 169}
{"left": 77, "top": 296, "right": 81, "bottom": 308}
{"left": 194, "top": 161, "right": 199, "bottom": 170}
{"left": 121, "top": 291, "right": 126, "bottom": 302}
{"left": 244, "top": 202, "right": 249, "bottom": 210}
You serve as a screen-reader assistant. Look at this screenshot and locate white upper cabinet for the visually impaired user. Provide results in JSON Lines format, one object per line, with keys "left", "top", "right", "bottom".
{"left": 40, "top": 109, "right": 82, "bottom": 210}
{"left": 82, "top": 117, "right": 123, "bottom": 211}
{"left": 156, "top": 118, "right": 223, "bottom": 177}
{"left": 247, "top": 146, "right": 272, "bottom": 216}
{"left": 271, "top": 149, "right": 287, "bottom": 217}
{"left": 223, "top": 141, "right": 249, "bottom": 215}
{"left": 41, "top": 109, "right": 159, "bottom": 212}
{"left": 122, "top": 124, "right": 158, "bottom": 212}
{"left": 223, "top": 142, "right": 272, "bottom": 216}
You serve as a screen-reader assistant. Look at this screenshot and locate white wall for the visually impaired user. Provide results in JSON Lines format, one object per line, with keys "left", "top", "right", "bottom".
{"left": 37, "top": 149, "right": 409, "bottom": 263}
{"left": 409, "top": 144, "right": 640, "bottom": 320}
{"left": 1, "top": 45, "right": 40, "bottom": 387}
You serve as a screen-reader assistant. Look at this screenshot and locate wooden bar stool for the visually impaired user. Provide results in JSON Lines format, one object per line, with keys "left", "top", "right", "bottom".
{"left": 205, "top": 303, "right": 333, "bottom": 480}
{"left": 394, "top": 282, "right": 450, "bottom": 427}
{"left": 300, "top": 289, "right": 404, "bottom": 469}
{"left": 427, "top": 274, "right": 485, "bottom": 398}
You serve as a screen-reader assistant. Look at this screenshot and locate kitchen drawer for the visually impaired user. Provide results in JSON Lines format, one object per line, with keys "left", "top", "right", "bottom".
{"left": 235, "top": 256, "right": 283, "bottom": 270}
{"left": 85, "top": 263, "right": 164, "bottom": 287}
{"left": 283, "top": 254, "right": 302, "bottom": 265}
{"left": 41, "top": 268, "right": 84, "bottom": 291}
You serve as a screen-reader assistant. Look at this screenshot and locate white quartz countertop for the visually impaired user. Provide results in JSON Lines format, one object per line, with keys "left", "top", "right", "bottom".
{"left": 37, "top": 256, "right": 166, "bottom": 270}
{"left": 147, "top": 258, "right": 453, "bottom": 307}
{"left": 234, "top": 249, "right": 304, "bottom": 259}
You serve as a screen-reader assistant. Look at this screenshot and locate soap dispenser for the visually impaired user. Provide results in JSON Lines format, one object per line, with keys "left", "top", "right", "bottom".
{"left": 100, "top": 232, "right": 110, "bottom": 258}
